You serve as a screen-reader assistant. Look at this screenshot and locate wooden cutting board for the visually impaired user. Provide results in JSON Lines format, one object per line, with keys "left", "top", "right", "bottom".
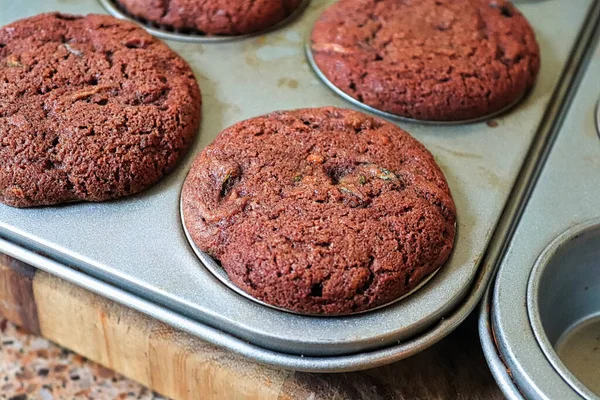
{"left": 0, "top": 254, "right": 504, "bottom": 400}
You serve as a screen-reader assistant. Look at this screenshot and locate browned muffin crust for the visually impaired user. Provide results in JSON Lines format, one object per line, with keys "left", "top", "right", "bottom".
{"left": 0, "top": 13, "right": 202, "bottom": 208}
{"left": 310, "top": 0, "right": 540, "bottom": 121}
{"left": 182, "top": 107, "right": 456, "bottom": 315}
{"left": 116, "top": 0, "right": 304, "bottom": 36}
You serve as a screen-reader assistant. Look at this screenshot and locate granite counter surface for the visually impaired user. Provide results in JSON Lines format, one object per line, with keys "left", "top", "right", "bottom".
{"left": 0, "top": 318, "right": 169, "bottom": 400}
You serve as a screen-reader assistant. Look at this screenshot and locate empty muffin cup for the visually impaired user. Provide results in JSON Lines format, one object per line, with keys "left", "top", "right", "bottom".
{"left": 528, "top": 218, "right": 600, "bottom": 399}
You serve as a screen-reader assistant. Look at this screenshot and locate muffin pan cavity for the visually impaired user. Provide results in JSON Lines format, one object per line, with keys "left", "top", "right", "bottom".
{"left": 557, "top": 318, "right": 600, "bottom": 396}
{"left": 528, "top": 220, "right": 600, "bottom": 399}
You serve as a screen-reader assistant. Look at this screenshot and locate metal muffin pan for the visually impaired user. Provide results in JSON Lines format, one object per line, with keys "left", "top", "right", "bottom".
{"left": 480, "top": 7, "right": 600, "bottom": 397}
{"left": 98, "top": 0, "right": 311, "bottom": 43}
{"left": 0, "top": 0, "right": 595, "bottom": 370}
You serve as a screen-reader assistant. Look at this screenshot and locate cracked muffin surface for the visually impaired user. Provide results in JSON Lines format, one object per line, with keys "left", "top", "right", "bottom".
{"left": 310, "top": 0, "right": 540, "bottom": 121}
{"left": 182, "top": 107, "right": 456, "bottom": 315}
{"left": 116, "top": 0, "right": 304, "bottom": 36}
{"left": 0, "top": 13, "right": 202, "bottom": 207}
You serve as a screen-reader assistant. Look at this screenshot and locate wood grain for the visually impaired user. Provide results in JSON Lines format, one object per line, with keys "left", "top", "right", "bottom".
{"left": 0, "top": 254, "right": 504, "bottom": 400}
{"left": 0, "top": 255, "right": 40, "bottom": 335}
{"left": 33, "top": 272, "right": 290, "bottom": 400}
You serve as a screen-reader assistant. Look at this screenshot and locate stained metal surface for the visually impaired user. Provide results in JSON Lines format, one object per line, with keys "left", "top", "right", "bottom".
{"left": 98, "top": 0, "right": 311, "bottom": 43}
{"left": 0, "top": 0, "right": 594, "bottom": 369}
{"left": 556, "top": 318, "right": 600, "bottom": 397}
{"left": 484, "top": 5, "right": 600, "bottom": 397}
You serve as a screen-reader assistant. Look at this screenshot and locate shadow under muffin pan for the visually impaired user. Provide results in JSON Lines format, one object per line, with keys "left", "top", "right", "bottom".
{"left": 480, "top": 11, "right": 600, "bottom": 398}
{"left": 0, "top": 0, "right": 596, "bottom": 371}
{"left": 98, "top": 0, "right": 311, "bottom": 43}
{"left": 304, "top": 41, "right": 527, "bottom": 126}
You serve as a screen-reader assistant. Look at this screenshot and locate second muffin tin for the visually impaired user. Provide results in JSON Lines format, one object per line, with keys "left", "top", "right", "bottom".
{"left": 480, "top": 11, "right": 600, "bottom": 397}
{"left": 0, "top": 0, "right": 597, "bottom": 371}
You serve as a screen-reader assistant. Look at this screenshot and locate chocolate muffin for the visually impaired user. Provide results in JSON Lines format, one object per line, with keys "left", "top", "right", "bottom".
{"left": 182, "top": 107, "right": 456, "bottom": 315}
{"left": 0, "top": 13, "right": 202, "bottom": 208}
{"left": 310, "top": 0, "right": 540, "bottom": 121}
{"left": 116, "top": 0, "right": 304, "bottom": 36}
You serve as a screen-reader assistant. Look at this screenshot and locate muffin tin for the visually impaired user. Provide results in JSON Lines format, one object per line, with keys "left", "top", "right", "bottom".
{"left": 480, "top": 6, "right": 600, "bottom": 397}
{"left": 0, "top": 0, "right": 597, "bottom": 372}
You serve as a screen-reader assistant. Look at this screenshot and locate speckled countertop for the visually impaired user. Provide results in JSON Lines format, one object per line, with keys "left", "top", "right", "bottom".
{"left": 0, "top": 318, "right": 169, "bottom": 400}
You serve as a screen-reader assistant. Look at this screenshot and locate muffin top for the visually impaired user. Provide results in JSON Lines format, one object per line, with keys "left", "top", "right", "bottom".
{"left": 310, "top": 0, "right": 540, "bottom": 121}
{"left": 182, "top": 107, "right": 456, "bottom": 314}
{"left": 116, "top": 0, "right": 304, "bottom": 35}
{"left": 0, "top": 13, "right": 201, "bottom": 207}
